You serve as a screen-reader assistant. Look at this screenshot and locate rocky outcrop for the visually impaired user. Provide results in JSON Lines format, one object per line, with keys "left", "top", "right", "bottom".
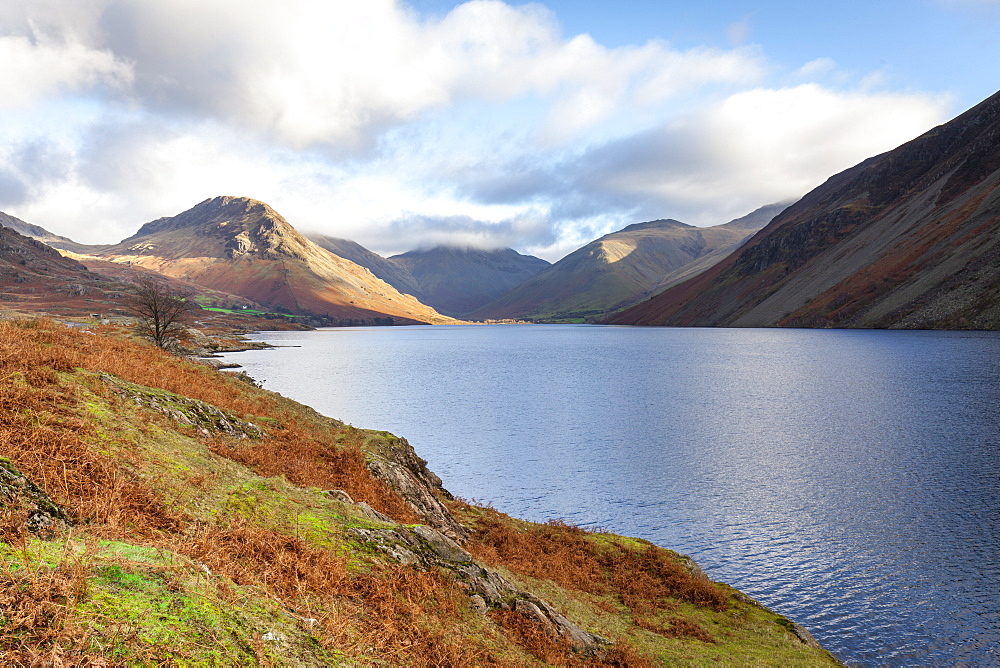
{"left": 350, "top": 523, "right": 610, "bottom": 657}
{"left": 101, "top": 373, "right": 264, "bottom": 439}
{"left": 349, "top": 434, "right": 609, "bottom": 656}
{"left": 0, "top": 458, "right": 71, "bottom": 538}
{"left": 362, "top": 434, "right": 469, "bottom": 542}
{"left": 788, "top": 620, "right": 825, "bottom": 651}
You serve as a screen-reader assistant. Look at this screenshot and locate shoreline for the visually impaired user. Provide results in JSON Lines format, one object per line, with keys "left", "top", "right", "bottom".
{"left": 215, "top": 329, "right": 840, "bottom": 664}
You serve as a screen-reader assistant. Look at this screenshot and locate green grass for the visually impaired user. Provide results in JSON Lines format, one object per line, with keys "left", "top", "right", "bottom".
{"left": 198, "top": 306, "right": 305, "bottom": 318}
{"left": 3, "top": 538, "right": 344, "bottom": 665}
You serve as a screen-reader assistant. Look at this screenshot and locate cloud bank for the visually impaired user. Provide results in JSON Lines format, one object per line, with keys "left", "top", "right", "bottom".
{"left": 0, "top": 0, "right": 952, "bottom": 260}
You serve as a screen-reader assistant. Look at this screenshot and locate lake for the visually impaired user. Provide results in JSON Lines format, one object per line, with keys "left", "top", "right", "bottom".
{"left": 221, "top": 324, "right": 1000, "bottom": 666}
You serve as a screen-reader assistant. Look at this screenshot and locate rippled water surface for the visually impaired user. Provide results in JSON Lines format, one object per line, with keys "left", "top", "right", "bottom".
{"left": 223, "top": 325, "right": 1000, "bottom": 666}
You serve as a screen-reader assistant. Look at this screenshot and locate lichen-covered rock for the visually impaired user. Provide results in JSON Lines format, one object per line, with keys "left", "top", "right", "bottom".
{"left": 0, "top": 458, "right": 71, "bottom": 538}
{"left": 514, "top": 595, "right": 609, "bottom": 655}
{"left": 363, "top": 435, "right": 468, "bottom": 542}
{"left": 101, "top": 373, "right": 264, "bottom": 439}
{"left": 350, "top": 523, "right": 610, "bottom": 657}
{"left": 412, "top": 525, "right": 473, "bottom": 563}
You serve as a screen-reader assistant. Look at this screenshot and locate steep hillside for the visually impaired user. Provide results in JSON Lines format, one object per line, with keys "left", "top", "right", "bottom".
{"left": 309, "top": 238, "right": 551, "bottom": 317}
{"left": 388, "top": 246, "right": 551, "bottom": 317}
{"left": 472, "top": 211, "right": 773, "bottom": 322}
{"left": 309, "top": 234, "right": 423, "bottom": 297}
{"left": 0, "top": 319, "right": 839, "bottom": 665}
{"left": 0, "top": 212, "right": 98, "bottom": 254}
{"left": 91, "top": 197, "right": 457, "bottom": 325}
{"left": 0, "top": 224, "right": 123, "bottom": 316}
{"left": 608, "top": 89, "right": 1000, "bottom": 328}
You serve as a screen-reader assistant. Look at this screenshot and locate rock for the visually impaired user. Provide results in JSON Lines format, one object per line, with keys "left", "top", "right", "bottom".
{"left": 323, "top": 489, "right": 354, "bottom": 504}
{"left": 363, "top": 435, "right": 468, "bottom": 542}
{"left": 349, "top": 528, "right": 422, "bottom": 567}
{"left": 412, "top": 525, "right": 472, "bottom": 563}
{"left": 469, "top": 594, "right": 488, "bottom": 615}
{"left": 198, "top": 358, "right": 242, "bottom": 370}
{"left": 348, "top": 435, "right": 611, "bottom": 658}
{"left": 355, "top": 502, "right": 394, "bottom": 524}
{"left": 101, "top": 373, "right": 264, "bottom": 439}
{"left": 348, "top": 523, "right": 609, "bottom": 657}
{"left": 322, "top": 489, "right": 395, "bottom": 523}
{"left": 456, "top": 563, "right": 515, "bottom": 605}
{"left": 789, "top": 620, "right": 825, "bottom": 650}
{"left": 0, "top": 459, "right": 71, "bottom": 538}
{"left": 514, "top": 594, "right": 609, "bottom": 656}
{"left": 679, "top": 554, "right": 708, "bottom": 579}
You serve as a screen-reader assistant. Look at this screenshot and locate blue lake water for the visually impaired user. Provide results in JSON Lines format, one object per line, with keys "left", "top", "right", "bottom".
{"left": 222, "top": 324, "right": 1000, "bottom": 666}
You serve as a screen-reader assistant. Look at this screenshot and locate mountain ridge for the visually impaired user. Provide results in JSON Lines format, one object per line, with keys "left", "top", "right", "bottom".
{"left": 388, "top": 246, "right": 550, "bottom": 317}
{"left": 309, "top": 236, "right": 551, "bottom": 317}
{"left": 90, "top": 196, "right": 458, "bottom": 325}
{"left": 471, "top": 207, "right": 781, "bottom": 322}
{"left": 606, "top": 89, "right": 1000, "bottom": 329}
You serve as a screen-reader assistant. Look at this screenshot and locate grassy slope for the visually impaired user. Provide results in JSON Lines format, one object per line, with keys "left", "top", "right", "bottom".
{"left": 0, "top": 319, "right": 839, "bottom": 666}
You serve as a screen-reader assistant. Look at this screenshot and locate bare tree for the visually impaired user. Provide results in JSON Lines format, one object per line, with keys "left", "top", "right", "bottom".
{"left": 124, "top": 278, "right": 192, "bottom": 349}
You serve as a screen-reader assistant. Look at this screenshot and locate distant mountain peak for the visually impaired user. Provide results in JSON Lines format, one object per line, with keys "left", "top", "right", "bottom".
{"left": 95, "top": 198, "right": 456, "bottom": 323}
{"left": 471, "top": 211, "right": 769, "bottom": 322}
{"left": 393, "top": 245, "right": 537, "bottom": 260}
{"left": 617, "top": 219, "right": 689, "bottom": 234}
{"left": 122, "top": 196, "right": 309, "bottom": 260}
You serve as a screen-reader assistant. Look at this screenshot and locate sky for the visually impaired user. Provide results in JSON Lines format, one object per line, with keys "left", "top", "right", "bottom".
{"left": 0, "top": 1, "right": 997, "bottom": 262}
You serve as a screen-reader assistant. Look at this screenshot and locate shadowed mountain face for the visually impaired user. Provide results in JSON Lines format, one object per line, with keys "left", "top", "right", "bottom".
{"left": 607, "top": 89, "right": 1000, "bottom": 329}
{"left": 0, "top": 211, "right": 98, "bottom": 254}
{"left": 0, "top": 223, "right": 124, "bottom": 315}
{"left": 469, "top": 209, "right": 777, "bottom": 322}
{"left": 388, "top": 246, "right": 550, "bottom": 317}
{"left": 308, "top": 235, "right": 424, "bottom": 298}
{"left": 308, "top": 237, "right": 551, "bottom": 317}
{"left": 92, "top": 197, "right": 456, "bottom": 324}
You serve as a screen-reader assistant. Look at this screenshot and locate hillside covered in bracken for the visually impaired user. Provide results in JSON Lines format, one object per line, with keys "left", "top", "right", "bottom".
{"left": 0, "top": 318, "right": 838, "bottom": 665}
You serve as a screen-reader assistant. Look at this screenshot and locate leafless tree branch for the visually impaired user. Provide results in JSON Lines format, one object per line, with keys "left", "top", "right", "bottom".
{"left": 124, "top": 278, "right": 192, "bottom": 349}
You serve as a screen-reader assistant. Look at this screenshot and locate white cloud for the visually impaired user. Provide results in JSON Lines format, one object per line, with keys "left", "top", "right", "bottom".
{"left": 0, "top": 34, "right": 131, "bottom": 107}
{"left": 0, "top": 1, "right": 959, "bottom": 262}
{"left": 34, "top": 0, "right": 763, "bottom": 150}
{"left": 575, "top": 85, "right": 951, "bottom": 227}
{"left": 795, "top": 58, "right": 836, "bottom": 79}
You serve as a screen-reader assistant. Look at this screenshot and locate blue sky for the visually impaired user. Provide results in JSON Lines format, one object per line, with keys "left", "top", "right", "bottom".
{"left": 0, "top": 1, "right": 996, "bottom": 261}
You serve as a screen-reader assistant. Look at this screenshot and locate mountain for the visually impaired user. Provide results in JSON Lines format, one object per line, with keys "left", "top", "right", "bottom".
{"left": 309, "top": 235, "right": 423, "bottom": 297}
{"left": 91, "top": 197, "right": 456, "bottom": 324}
{"left": 470, "top": 209, "right": 776, "bottom": 322}
{"left": 646, "top": 202, "right": 792, "bottom": 295}
{"left": 0, "top": 211, "right": 98, "bottom": 254}
{"left": 607, "top": 89, "right": 1000, "bottom": 329}
{"left": 309, "top": 237, "right": 551, "bottom": 317}
{"left": 0, "top": 211, "right": 309, "bottom": 328}
{"left": 0, "top": 223, "right": 122, "bottom": 315}
{"left": 387, "top": 246, "right": 551, "bottom": 317}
